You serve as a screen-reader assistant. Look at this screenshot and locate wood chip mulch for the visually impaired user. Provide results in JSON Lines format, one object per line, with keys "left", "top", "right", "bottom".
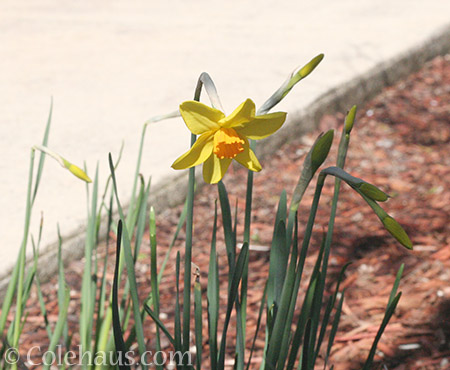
{"left": 11, "top": 54, "right": 450, "bottom": 369}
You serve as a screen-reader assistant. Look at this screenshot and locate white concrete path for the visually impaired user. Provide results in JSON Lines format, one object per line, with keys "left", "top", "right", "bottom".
{"left": 0, "top": 0, "right": 449, "bottom": 274}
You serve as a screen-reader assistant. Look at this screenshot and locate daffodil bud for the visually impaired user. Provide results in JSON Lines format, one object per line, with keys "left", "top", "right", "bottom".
{"left": 344, "top": 105, "right": 357, "bottom": 134}
{"left": 62, "top": 159, "right": 92, "bottom": 183}
{"left": 297, "top": 53, "right": 325, "bottom": 79}
{"left": 358, "top": 183, "right": 389, "bottom": 202}
{"left": 382, "top": 216, "right": 413, "bottom": 250}
{"left": 32, "top": 145, "right": 91, "bottom": 183}
{"left": 310, "top": 130, "right": 334, "bottom": 172}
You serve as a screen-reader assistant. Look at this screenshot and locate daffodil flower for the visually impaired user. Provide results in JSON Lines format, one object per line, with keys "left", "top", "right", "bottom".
{"left": 172, "top": 99, "right": 287, "bottom": 184}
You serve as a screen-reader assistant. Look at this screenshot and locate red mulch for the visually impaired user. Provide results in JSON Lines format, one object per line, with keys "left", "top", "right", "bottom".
{"left": 9, "top": 54, "right": 450, "bottom": 369}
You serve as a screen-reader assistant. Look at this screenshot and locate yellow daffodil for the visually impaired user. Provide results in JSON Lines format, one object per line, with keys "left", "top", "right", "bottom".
{"left": 172, "top": 99, "right": 287, "bottom": 184}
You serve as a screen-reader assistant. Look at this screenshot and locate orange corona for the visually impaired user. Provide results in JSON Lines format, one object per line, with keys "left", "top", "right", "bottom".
{"left": 213, "top": 128, "right": 245, "bottom": 159}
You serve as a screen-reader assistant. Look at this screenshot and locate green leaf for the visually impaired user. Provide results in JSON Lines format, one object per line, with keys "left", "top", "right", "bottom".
{"left": 218, "top": 244, "right": 249, "bottom": 370}
{"left": 268, "top": 219, "right": 288, "bottom": 308}
{"left": 207, "top": 203, "right": 219, "bottom": 370}
{"left": 362, "top": 293, "right": 402, "bottom": 370}
{"left": 108, "top": 154, "right": 148, "bottom": 369}
{"left": 194, "top": 278, "right": 203, "bottom": 370}
{"left": 111, "top": 221, "right": 132, "bottom": 370}
{"left": 218, "top": 181, "right": 236, "bottom": 270}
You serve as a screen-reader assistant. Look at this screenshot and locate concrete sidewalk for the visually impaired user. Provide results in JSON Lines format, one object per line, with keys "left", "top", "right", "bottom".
{"left": 0, "top": 0, "right": 449, "bottom": 281}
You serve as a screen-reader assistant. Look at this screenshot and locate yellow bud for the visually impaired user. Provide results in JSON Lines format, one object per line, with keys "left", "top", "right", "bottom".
{"left": 63, "top": 159, "right": 92, "bottom": 183}
{"left": 344, "top": 105, "right": 357, "bottom": 134}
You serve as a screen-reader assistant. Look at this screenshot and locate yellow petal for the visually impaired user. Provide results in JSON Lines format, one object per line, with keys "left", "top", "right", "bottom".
{"left": 172, "top": 133, "right": 214, "bottom": 170}
{"left": 235, "top": 111, "right": 287, "bottom": 140}
{"left": 180, "top": 101, "right": 224, "bottom": 135}
{"left": 219, "top": 99, "right": 256, "bottom": 128}
{"left": 202, "top": 153, "right": 232, "bottom": 184}
{"left": 234, "top": 142, "right": 262, "bottom": 172}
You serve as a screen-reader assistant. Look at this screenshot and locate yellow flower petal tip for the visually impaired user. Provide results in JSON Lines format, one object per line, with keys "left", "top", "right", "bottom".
{"left": 173, "top": 99, "right": 287, "bottom": 183}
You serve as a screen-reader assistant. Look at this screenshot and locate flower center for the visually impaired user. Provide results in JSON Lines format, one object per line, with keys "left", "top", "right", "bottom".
{"left": 213, "top": 128, "right": 245, "bottom": 159}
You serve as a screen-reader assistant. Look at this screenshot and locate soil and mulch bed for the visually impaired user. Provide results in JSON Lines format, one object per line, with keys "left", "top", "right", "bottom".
{"left": 10, "top": 54, "right": 450, "bottom": 369}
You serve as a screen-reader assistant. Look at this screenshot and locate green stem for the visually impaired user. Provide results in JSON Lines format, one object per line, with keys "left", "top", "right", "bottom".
{"left": 11, "top": 149, "right": 35, "bottom": 370}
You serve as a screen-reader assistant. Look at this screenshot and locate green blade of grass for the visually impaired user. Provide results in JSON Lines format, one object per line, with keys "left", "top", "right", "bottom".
{"left": 80, "top": 165, "right": 98, "bottom": 368}
{"left": 182, "top": 134, "right": 196, "bottom": 364}
{"left": 388, "top": 263, "right": 404, "bottom": 306}
{"left": 42, "top": 286, "right": 70, "bottom": 370}
{"left": 285, "top": 273, "right": 318, "bottom": 370}
{"left": 56, "top": 224, "right": 69, "bottom": 347}
{"left": 112, "top": 220, "right": 132, "bottom": 370}
{"left": 324, "top": 289, "right": 345, "bottom": 367}
{"left": 314, "top": 262, "right": 351, "bottom": 362}
{"left": 128, "top": 110, "right": 180, "bottom": 225}
{"left": 362, "top": 293, "right": 402, "bottom": 370}
{"left": 218, "top": 181, "right": 236, "bottom": 272}
{"left": 207, "top": 203, "right": 219, "bottom": 370}
{"left": 300, "top": 318, "right": 313, "bottom": 370}
{"left": 144, "top": 304, "right": 176, "bottom": 346}
{"left": 108, "top": 154, "right": 148, "bottom": 369}
{"left": 32, "top": 98, "right": 53, "bottom": 204}
{"left": 124, "top": 191, "right": 186, "bottom": 350}
{"left": 11, "top": 149, "right": 36, "bottom": 361}
{"left": 265, "top": 225, "right": 300, "bottom": 369}
{"left": 174, "top": 252, "right": 183, "bottom": 357}
{"left": 94, "top": 191, "right": 114, "bottom": 351}
{"left": 149, "top": 207, "right": 163, "bottom": 369}
{"left": 217, "top": 243, "right": 249, "bottom": 370}
{"left": 267, "top": 191, "right": 288, "bottom": 308}
{"left": 246, "top": 283, "right": 267, "bottom": 370}
{"left": 267, "top": 219, "right": 288, "bottom": 309}
{"left": 194, "top": 276, "right": 203, "bottom": 370}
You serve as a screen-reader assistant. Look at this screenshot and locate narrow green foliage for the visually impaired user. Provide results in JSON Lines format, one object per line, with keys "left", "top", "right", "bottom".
{"left": 301, "top": 319, "right": 313, "bottom": 370}
{"left": 194, "top": 277, "right": 203, "bottom": 370}
{"left": 3, "top": 59, "right": 413, "bottom": 370}
{"left": 32, "top": 99, "right": 53, "bottom": 204}
{"left": 174, "top": 252, "right": 183, "bottom": 363}
{"left": 43, "top": 286, "right": 70, "bottom": 370}
{"left": 267, "top": 191, "right": 288, "bottom": 308}
{"left": 207, "top": 204, "right": 220, "bottom": 370}
{"left": 149, "top": 207, "right": 163, "bottom": 369}
{"left": 325, "top": 290, "right": 345, "bottom": 367}
{"left": 362, "top": 293, "right": 402, "bottom": 370}
{"left": 218, "top": 244, "right": 249, "bottom": 370}
{"left": 218, "top": 181, "right": 236, "bottom": 270}
{"left": 246, "top": 284, "right": 267, "bottom": 370}
{"left": 109, "top": 154, "right": 148, "bottom": 369}
{"left": 112, "top": 220, "right": 132, "bottom": 370}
